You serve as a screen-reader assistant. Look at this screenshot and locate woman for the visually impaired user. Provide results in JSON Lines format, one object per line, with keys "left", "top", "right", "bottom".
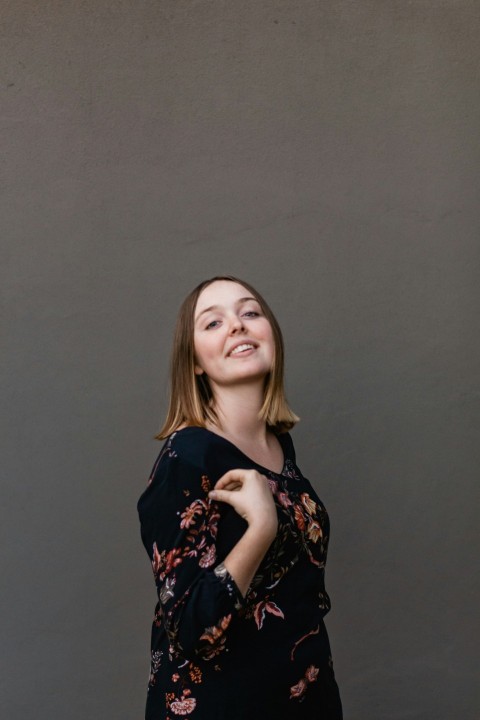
{"left": 137, "top": 275, "right": 343, "bottom": 720}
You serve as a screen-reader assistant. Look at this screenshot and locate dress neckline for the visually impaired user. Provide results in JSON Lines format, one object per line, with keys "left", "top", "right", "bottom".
{"left": 172, "top": 426, "right": 289, "bottom": 476}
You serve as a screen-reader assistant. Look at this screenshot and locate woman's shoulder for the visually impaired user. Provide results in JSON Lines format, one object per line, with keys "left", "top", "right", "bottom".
{"left": 156, "top": 425, "right": 231, "bottom": 474}
{"left": 138, "top": 428, "right": 215, "bottom": 514}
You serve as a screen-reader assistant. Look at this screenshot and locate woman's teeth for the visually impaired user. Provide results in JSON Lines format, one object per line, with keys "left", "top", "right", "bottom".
{"left": 230, "top": 344, "right": 255, "bottom": 355}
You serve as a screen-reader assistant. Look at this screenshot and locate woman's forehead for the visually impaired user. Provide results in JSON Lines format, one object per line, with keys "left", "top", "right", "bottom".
{"left": 195, "top": 280, "right": 253, "bottom": 310}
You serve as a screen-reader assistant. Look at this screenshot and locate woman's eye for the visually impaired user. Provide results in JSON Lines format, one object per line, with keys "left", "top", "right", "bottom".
{"left": 243, "top": 311, "right": 260, "bottom": 318}
{"left": 205, "top": 320, "right": 221, "bottom": 329}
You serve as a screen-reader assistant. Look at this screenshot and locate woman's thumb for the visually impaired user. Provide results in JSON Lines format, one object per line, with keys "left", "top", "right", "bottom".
{"left": 208, "top": 488, "right": 229, "bottom": 503}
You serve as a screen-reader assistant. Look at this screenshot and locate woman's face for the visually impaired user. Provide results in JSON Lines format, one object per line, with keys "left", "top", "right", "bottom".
{"left": 193, "top": 280, "right": 275, "bottom": 389}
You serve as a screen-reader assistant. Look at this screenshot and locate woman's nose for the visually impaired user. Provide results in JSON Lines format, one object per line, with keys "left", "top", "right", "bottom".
{"left": 228, "top": 314, "right": 245, "bottom": 333}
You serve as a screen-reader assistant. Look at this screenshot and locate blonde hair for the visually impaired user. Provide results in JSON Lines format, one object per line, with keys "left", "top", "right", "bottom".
{"left": 156, "top": 275, "right": 299, "bottom": 439}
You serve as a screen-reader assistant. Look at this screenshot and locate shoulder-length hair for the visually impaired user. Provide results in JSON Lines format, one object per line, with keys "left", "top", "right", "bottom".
{"left": 156, "top": 275, "right": 299, "bottom": 439}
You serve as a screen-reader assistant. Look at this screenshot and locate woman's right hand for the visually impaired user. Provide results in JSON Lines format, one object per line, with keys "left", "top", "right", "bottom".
{"left": 208, "top": 468, "right": 278, "bottom": 540}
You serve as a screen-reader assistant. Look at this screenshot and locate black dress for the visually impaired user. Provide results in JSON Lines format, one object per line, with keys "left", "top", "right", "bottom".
{"left": 137, "top": 427, "right": 343, "bottom": 720}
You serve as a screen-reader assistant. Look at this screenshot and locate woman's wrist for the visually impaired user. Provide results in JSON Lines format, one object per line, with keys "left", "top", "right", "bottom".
{"left": 247, "top": 516, "right": 278, "bottom": 543}
{"left": 221, "top": 523, "right": 277, "bottom": 597}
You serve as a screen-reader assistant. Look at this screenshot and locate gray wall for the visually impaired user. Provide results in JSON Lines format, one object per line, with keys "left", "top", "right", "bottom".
{"left": 2, "top": 2, "right": 479, "bottom": 718}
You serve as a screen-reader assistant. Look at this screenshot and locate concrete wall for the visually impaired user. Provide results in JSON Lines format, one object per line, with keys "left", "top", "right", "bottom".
{"left": 2, "top": 2, "right": 479, "bottom": 718}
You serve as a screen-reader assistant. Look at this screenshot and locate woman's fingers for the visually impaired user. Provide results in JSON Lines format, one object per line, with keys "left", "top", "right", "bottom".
{"left": 208, "top": 469, "right": 248, "bottom": 503}
{"left": 207, "top": 488, "right": 233, "bottom": 504}
{"left": 207, "top": 468, "right": 277, "bottom": 533}
{"left": 211, "top": 478, "right": 242, "bottom": 495}
{"left": 208, "top": 478, "right": 241, "bottom": 498}
{"left": 223, "top": 480, "right": 242, "bottom": 491}
{"left": 213, "top": 468, "right": 250, "bottom": 490}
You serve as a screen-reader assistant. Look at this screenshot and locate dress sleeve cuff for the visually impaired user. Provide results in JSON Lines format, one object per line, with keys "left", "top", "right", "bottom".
{"left": 213, "top": 561, "right": 247, "bottom": 610}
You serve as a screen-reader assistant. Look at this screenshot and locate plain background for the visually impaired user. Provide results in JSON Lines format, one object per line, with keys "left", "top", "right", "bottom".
{"left": 2, "top": 2, "right": 479, "bottom": 718}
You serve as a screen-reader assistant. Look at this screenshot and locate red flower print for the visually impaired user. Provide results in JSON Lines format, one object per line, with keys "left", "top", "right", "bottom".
{"left": 200, "top": 614, "right": 232, "bottom": 645}
{"left": 253, "top": 600, "right": 285, "bottom": 630}
{"left": 300, "top": 492, "right": 317, "bottom": 515}
{"left": 165, "top": 548, "right": 183, "bottom": 571}
{"left": 152, "top": 544, "right": 182, "bottom": 581}
{"left": 305, "top": 665, "right": 319, "bottom": 683}
{"left": 152, "top": 543, "right": 162, "bottom": 575}
{"left": 294, "top": 504, "right": 306, "bottom": 531}
{"left": 290, "top": 625, "right": 320, "bottom": 661}
{"left": 170, "top": 696, "right": 197, "bottom": 715}
{"left": 189, "top": 664, "right": 202, "bottom": 683}
{"left": 180, "top": 500, "right": 205, "bottom": 528}
{"left": 201, "top": 474, "right": 211, "bottom": 493}
{"left": 199, "top": 614, "right": 232, "bottom": 659}
{"left": 306, "top": 518, "right": 323, "bottom": 543}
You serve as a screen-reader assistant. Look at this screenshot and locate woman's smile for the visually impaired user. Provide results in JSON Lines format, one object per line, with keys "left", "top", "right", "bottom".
{"left": 227, "top": 341, "right": 258, "bottom": 357}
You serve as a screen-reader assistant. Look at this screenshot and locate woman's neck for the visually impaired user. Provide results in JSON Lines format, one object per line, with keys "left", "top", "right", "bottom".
{"left": 207, "top": 381, "right": 270, "bottom": 447}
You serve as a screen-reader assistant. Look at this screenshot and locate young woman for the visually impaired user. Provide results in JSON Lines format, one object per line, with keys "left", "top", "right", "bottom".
{"left": 137, "top": 276, "right": 343, "bottom": 720}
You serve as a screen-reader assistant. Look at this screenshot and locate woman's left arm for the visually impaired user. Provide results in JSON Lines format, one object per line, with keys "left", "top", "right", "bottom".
{"left": 137, "top": 451, "right": 247, "bottom": 662}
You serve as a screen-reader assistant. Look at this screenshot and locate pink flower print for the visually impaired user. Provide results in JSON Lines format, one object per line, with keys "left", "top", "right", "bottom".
{"left": 206, "top": 508, "right": 220, "bottom": 539}
{"left": 149, "top": 650, "right": 163, "bottom": 685}
{"left": 185, "top": 535, "right": 206, "bottom": 559}
{"left": 267, "top": 477, "right": 279, "bottom": 493}
{"left": 170, "top": 696, "right": 197, "bottom": 715}
{"left": 290, "top": 664, "right": 320, "bottom": 700}
{"left": 159, "top": 575, "right": 176, "bottom": 604}
{"left": 276, "top": 491, "right": 293, "bottom": 509}
{"left": 290, "top": 678, "right": 308, "bottom": 699}
{"left": 253, "top": 600, "right": 285, "bottom": 630}
{"left": 300, "top": 492, "right": 317, "bottom": 515}
{"left": 305, "top": 665, "right": 319, "bottom": 683}
{"left": 201, "top": 474, "right": 212, "bottom": 493}
{"left": 180, "top": 500, "right": 205, "bottom": 529}
{"left": 199, "top": 543, "right": 217, "bottom": 568}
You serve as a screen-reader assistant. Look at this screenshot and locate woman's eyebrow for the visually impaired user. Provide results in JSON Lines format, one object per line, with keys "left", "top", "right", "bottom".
{"left": 195, "top": 296, "right": 258, "bottom": 323}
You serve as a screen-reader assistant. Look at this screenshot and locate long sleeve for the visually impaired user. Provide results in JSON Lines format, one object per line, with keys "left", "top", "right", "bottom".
{"left": 137, "top": 448, "right": 247, "bottom": 662}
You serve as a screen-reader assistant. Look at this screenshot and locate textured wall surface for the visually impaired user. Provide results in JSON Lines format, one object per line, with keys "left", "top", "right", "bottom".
{"left": 1, "top": 2, "right": 479, "bottom": 718}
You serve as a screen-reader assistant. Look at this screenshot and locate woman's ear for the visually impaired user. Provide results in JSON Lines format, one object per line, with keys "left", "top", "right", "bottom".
{"left": 194, "top": 364, "right": 204, "bottom": 375}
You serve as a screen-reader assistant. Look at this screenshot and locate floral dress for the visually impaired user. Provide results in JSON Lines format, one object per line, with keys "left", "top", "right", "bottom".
{"left": 137, "top": 427, "right": 343, "bottom": 720}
